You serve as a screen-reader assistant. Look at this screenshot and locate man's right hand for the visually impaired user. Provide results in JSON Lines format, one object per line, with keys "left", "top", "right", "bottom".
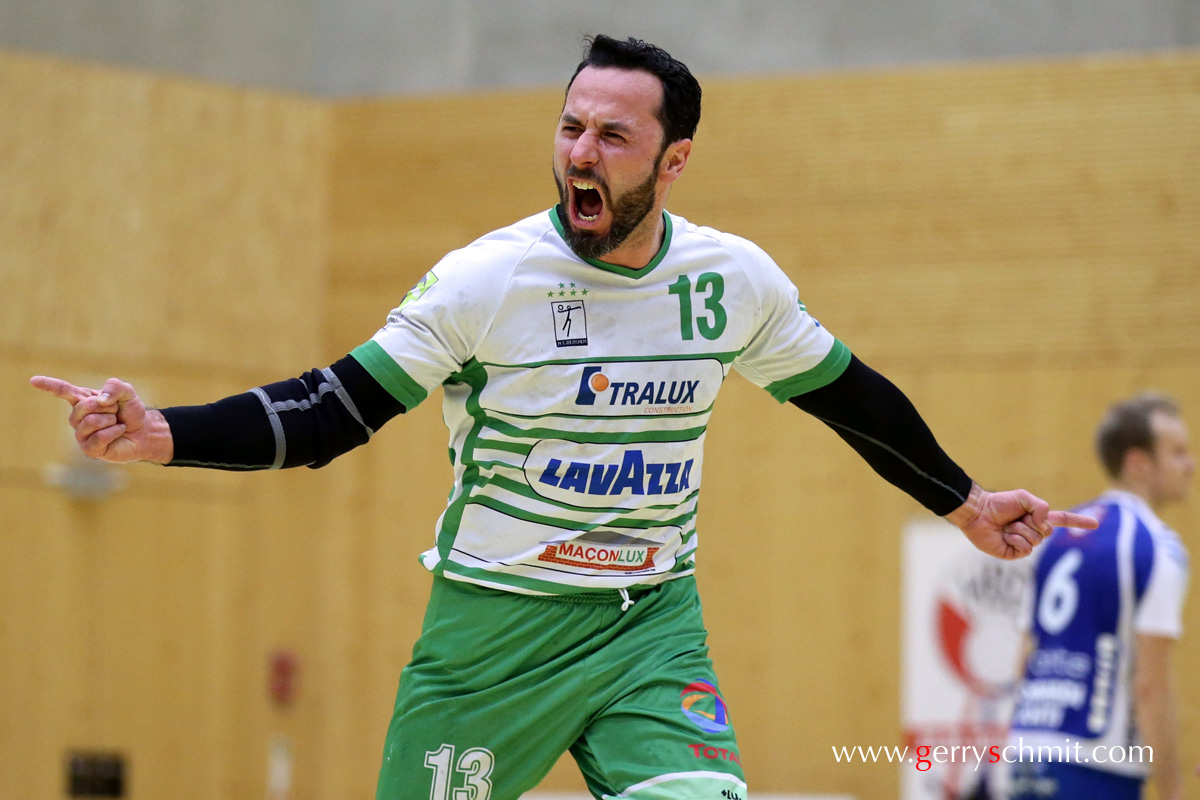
{"left": 30, "top": 376, "right": 174, "bottom": 464}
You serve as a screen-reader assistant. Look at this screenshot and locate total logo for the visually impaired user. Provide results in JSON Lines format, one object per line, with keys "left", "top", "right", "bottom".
{"left": 687, "top": 743, "right": 742, "bottom": 766}
{"left": 575, "top": 366, "right": 700, "bottom": 413}
{"left": 680, "top": 680, "right": 730, "bottom": 733}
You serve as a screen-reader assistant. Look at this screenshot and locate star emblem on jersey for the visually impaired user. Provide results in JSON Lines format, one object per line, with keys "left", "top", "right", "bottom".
{"left": 548, "top": 282, "right": 590, "bottom": 347}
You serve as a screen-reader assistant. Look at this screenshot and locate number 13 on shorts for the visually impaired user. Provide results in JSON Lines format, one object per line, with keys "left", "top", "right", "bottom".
{"left": 424, "top": 744, "right": 496, "bottom": 800}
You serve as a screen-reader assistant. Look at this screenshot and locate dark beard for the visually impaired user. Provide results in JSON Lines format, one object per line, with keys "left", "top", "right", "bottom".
{"left": 554, "top": 166, "right": 659, "bottom": 262}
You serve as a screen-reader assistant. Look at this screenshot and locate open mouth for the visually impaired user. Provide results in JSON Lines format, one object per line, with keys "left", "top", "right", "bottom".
{"left": 570, "top": 179, "right": 605, "bottom": 226}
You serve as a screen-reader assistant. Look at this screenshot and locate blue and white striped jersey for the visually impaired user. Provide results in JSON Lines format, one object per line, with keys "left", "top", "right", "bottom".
{"left": 1009, "top": 490, "right": 1189, "bottom": 778}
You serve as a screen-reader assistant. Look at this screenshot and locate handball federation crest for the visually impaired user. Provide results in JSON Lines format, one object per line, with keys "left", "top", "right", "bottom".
{"left": 552, "top": 299, "right": 588, "bottom": 347}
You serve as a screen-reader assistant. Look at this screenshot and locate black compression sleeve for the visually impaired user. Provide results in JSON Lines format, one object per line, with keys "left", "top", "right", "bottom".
{"left": 161, "top": 354, "right": 406, "bottom": 471}
{"left": 788, "top": 355, "right": 973, "bottom": 515}
{"left": 161, "top": 392, "right": 277, "bottom": 470}
{"left": 332, "top": 353, "right": 407, "bottom": 432}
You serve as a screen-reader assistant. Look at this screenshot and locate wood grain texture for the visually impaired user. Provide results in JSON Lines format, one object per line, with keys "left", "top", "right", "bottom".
{"left": 0, "top": 51, "right": 330, "bottom": 379}
{"left": 1, "top": 51, "right": 331, "bottom": 800}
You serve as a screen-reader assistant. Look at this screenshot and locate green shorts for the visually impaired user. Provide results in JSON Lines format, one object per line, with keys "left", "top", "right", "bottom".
{"left": 376, "top": 575, "right": 747, "bottom": 800}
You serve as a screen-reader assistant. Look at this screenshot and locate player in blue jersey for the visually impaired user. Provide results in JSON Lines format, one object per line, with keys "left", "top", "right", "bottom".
{"left": 1008, "top": 394, "right": 1193, "bottom": 800}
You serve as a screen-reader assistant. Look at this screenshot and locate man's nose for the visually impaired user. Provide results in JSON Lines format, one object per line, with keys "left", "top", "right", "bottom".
{"left": 570, "top": 131, "right": 600, "bottom": 168}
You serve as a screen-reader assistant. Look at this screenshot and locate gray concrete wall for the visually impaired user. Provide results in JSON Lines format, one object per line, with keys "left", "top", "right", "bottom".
{"left": 2, "top": 0, "right": 1199, "bottom": 96}
{"left": 0, "top": 0, "right": 319, "bottom": 92}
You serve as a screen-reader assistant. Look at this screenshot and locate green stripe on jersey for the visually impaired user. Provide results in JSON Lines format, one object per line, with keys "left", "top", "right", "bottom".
{"left": 434, "top": 359, "right": 491, "bottom": 571}
{"left": 351, "top": 340, "right": 429, "bottom": 409}
{"left": 473, "top": 437, "right": 534, "bottom": 455}
{"left": 489, "top": 404, "right": 715, "bottom": 422}
{"left": 764, "top": 338, "right": 852, "bottom": 402}
{"left": 442, "top": 560, "right": 689, "bottom": 596}
{"left": 482, "top": 414, "right": 707, "bottom": 445}
{"left": 477, "top": 350, "right": 742, "bottom": 370}
{"left": 470, "top": 494, "right": 697, "bottom": 532}
{"left": 482, "top": 471, "right": 700, "bottom": 516}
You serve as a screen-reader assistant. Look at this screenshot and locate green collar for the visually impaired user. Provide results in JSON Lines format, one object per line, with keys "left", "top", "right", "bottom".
{"left": 550, "top": 205, "right": 673, "bottom": 280}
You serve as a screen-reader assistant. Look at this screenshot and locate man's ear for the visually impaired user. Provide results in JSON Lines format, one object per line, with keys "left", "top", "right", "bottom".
{"left": 659, "top": 139, "right": 692, "bottom": 184}
{"left": 1122, "top": 447, "right": 1154, "bottom": 481}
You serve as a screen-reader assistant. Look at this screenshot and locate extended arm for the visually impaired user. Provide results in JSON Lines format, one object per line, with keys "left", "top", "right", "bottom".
{"left": 31, "top": 354, "right": 404, "bottom": 469}
{"left": 788, "top": 354, "right": 971, "bottom": 514}
{"left": 790, "top": 355, "right": 1096, "bottom": 557}
{"left": 1134, "top": 634, "right": 1181, "bottom": 800}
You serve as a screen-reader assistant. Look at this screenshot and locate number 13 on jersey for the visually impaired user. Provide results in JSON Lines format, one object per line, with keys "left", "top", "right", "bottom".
{"left": 669, "top": 273, "right": 727, "bottom": 341}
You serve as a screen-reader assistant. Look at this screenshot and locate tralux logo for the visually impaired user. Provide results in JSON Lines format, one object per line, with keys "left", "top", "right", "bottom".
{"left": 575, "top": 366, "right": 699, "bottom": 409}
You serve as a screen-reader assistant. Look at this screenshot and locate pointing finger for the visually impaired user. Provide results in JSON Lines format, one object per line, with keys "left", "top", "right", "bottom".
{"left": 30, "top": 375, "right": 95, "bottom": 406}
{"left": 1048, "top": 510, "right": 1099, "bottom": 530}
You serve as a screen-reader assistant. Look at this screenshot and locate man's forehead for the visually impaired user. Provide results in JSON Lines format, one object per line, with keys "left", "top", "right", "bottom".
{"left": 563, "top": 66, "right": 663, "bottom": 125}
{"left": 1150, "top": 412, "right": 1189, "bottom": 445}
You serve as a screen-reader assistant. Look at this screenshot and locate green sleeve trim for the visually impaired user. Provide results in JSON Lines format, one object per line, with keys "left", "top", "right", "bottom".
{"left": 764, "top": 338, "right": 852, "bottom": 403}
{"left": 350, "top": 340, "right": 429, "bottom": 409}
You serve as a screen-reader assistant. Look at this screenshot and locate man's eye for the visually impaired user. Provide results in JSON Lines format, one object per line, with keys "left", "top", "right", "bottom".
{"left": 603, "top": 132, "right": 625, "bottom": 142}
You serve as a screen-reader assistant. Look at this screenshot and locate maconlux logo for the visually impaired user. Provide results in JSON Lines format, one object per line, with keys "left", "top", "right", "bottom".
{"left": 537, "top": 531, "right": 660, "bottom": 571}
{"left": 575, "top": 365, "right": 700, "bottom": 413}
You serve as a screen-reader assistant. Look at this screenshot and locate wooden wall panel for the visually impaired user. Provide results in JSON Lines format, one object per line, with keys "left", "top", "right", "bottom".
{"left": 677, "top": 57, "right": 1200, "bottom": 370}
{"left": 326, "top": 92, "right": 562, "bottom": 356}
{"left": 2, "top": 360, "right": 334, "bottom": 800}
{"left": 1, "top": 52, "right": 331, "bottom": 800}
{"left": 0, "top": 51, "right": 330, "bottom": 378}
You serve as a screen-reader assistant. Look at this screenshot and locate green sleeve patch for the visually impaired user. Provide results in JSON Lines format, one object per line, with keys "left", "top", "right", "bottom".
{"left": 351, "top": 340, "right": 429, "bottom": 409}
{"left": 398, "top": 270, "right": 439, "bottom": 312}
{"left": 764, "top": 338, "right": 852, "bottom": 402}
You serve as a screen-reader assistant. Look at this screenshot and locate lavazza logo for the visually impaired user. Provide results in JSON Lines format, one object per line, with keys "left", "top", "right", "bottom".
{"left": 575, "top": 366, "right": 699, "bottom": 414}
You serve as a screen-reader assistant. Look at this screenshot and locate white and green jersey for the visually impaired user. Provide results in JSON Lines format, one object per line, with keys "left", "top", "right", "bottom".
{"left": 352, "top": 208, "right": 850, "bottom": 595}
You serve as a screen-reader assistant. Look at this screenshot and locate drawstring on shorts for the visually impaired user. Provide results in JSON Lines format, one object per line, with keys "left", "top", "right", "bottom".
{"left": 618, "top": 587, "right": 635, "bottom": 612}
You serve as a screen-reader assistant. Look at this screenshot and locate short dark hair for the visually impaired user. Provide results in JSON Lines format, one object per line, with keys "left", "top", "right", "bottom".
{"left": 1095, "top": 393, "right": 1182, "bottom": 479}
{"left": 567, "top": 35, "right": 702, "bottom": 148}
